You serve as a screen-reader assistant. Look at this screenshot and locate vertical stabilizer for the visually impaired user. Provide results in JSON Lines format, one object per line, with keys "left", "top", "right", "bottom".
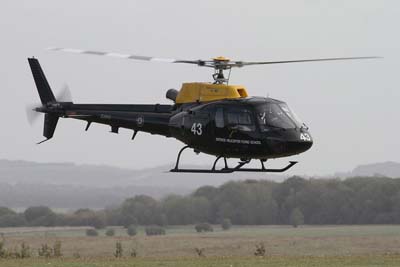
{"left": 28, "top": 58, "right": 56, "bottom": 104}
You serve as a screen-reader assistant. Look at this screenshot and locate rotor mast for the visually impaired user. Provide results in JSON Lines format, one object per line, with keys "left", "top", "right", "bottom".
{"left": 211, "top": 56, "right": 231, "bottom": 84}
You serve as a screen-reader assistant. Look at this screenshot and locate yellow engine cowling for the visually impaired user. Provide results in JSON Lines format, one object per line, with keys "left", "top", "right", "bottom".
{"left": 175, "top": 83, "right": 248, "bottom": 104}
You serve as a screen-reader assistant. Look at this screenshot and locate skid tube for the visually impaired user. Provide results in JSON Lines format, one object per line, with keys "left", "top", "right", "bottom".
{"left": 170, "top": 146, "right": 298, "bottom": 173}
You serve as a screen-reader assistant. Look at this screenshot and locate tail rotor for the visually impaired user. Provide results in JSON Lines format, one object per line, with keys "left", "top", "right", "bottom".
{"left": 25, "top": 83, "right": 72, "bottom": 126}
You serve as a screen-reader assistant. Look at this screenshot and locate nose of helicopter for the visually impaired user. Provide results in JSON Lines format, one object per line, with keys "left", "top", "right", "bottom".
{"left": 283, "top": 130, "right": 313, "bottom": 155}
{"left": 287, "top": 139, "right": 313, "bottom": 154}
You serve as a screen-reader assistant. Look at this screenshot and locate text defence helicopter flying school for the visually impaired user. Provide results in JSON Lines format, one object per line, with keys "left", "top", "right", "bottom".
{"left": 27, "top": 49, "right": 378, "bottom": 173}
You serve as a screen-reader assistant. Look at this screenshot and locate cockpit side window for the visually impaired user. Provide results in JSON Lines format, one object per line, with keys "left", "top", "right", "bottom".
{"left": 227, "top": 111, "right": 252, "bottom": 125}
{"left": 226, "top": 108, "right": 255, "bottom": 131}
{"left": 215, "top": 108, "right": 224, "bottom": 128}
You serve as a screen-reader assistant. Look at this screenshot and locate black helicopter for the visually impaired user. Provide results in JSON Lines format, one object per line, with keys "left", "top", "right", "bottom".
{"left": 27, "top": 49, "right": 378, "bottom": 173}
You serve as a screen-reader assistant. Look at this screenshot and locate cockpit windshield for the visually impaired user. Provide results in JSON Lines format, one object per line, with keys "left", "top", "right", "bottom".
{"left": 256, "top": 103, "right": 302, "bottom": 130}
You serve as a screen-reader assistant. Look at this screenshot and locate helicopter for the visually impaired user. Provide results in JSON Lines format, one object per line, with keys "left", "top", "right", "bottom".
{"left": 27, "top": 49, "right": 378, "bottom": 173}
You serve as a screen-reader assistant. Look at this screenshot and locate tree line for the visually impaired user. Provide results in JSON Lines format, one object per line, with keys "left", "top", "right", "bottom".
{"left": 1, "top": 176, "right": 400, "bottom": 228}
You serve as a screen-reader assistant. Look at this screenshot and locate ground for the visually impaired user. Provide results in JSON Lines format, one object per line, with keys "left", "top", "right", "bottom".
{"left": 0, "top": 225, "right": 400, "bottom": 266}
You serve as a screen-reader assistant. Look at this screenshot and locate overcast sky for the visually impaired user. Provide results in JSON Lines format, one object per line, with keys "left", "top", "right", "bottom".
{"left": 0, "top": 0, "right": 398, "bottom": 175}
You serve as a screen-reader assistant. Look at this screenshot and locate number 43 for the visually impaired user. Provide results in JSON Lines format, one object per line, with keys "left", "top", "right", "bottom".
{"left": 191, "top": 123, "right": 202, "bottom": 135}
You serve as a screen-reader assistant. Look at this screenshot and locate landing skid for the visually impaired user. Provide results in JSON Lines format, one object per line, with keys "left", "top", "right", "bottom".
{"left": 170, "top": 146, "right": 298, "bottom": 173}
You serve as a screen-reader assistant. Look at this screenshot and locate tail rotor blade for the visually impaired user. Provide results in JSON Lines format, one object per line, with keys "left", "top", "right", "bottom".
{"left": 57, "top": 83, "right": 72, "bottom": 102}
{"left": 26, "top": 104, "right": 41, "bottom": 125}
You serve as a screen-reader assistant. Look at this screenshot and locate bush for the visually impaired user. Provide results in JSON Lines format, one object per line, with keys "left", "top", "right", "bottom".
{"left": 0, "top": 242, "right": 31, "bottom": 259}
{"left": 0, "top": 241, "right": 8, "bottom": 258}
{"left": 114, "top": 242, "right": 123, "bottom": 258}
{"left": 127, "top": 225, "right": 137, "bottom": 236}
{"left": 221, "top": 218, "right": 232, "bottom": 230}
{"left": 254, "top": 243, "right": 266, "bottom": 256}
{"left": 195, "top": 223, "right": 213, "bottom": 233}
{"left": 86, "top": 228, "right": 98, "bottom": 236}
{"left": 38, "top": 243, "right": 52, "bottom": 258}
{"left": 290, "top": 208, "right": 304, "bottom": 228}
{"left": 130, "top": 248, "right": 137, "bottom": 257}
{"left": 19, "top": 242, "right": 31, "bottom": 258}
{"left": 106, "top": 228, "right": 115, "bottom": 237}
{"left": 37, "top": 241, "right": 62, "bottom": 258}
{"left": 53, "top": 241, "right": 62, "bottom": 257}
{"left": 195, "top": 247, "right": 205, "bottom": 257}
{"left": 145, "top": 225, "right": 165, "bottom": 236}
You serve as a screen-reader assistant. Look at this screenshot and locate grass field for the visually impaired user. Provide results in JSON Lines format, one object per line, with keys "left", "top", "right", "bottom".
{"left": 1, "top": 225, "right": 400, "bottom": 266}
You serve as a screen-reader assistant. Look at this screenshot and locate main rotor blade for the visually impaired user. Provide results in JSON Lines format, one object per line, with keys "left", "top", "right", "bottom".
{"left": 236, "top": 56, "right": 381, "bottom": 67}
{"left": 47, "top": 47, "right": 201, "bottom": 65}
{"left": 47, "top": 47, "right": 381, "bottom": 69}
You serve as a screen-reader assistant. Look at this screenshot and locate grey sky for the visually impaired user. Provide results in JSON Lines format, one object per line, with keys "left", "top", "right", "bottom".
{"left": 0, "top": 0, "right": 398, "bottom": 175}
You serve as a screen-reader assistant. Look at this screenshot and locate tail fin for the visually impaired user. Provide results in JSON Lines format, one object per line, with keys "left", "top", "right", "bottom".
{"left": 28, "top": 58, "right": 59, "bottom": 144}
{"left": 28, "top": 58, "right": 56, "bottom": 104}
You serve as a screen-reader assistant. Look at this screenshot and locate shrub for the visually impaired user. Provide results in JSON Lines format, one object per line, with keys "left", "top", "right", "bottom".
{"left": 38, "top": 244, "right": 52, "bottom": 258}
{"left": 195, "top": 247, "right": 205, "bottom": 257}
{"left": 254, "top": 243, "right": 266, "bottom": 256}
{"left": 53, "top": 241, "right": 62, "bottom": 257}
{"left": 86, "top": 228, "right": 98, "bottom": 236}
{"left": 19, "top": 242, "right": 31, "bottom": 258}
{"left": 36, "top": 241, "right": 62, "bottom": 258}
{"left": 114, "top": 241, "right": 123, "bottom": 258}
{"left": 127, "top": 225, "right": 137, "bottom": 236}
{"left": 195, "top": 223, "right": 213, "bottom": 233}
{"left": 73, "top": 251, "right": 81, "bottom": 259}
{"left": 145, "top": 225, "right": 165, "bottom": 236}
{"left": 290, "top": 208, "right": 304, "bottom": 228}
{"left": 221, "top": 218, "right": 232, "bottom": 230}
{"left": 130, "top": 248, "right": 137, "bottom": 257}
{"left": 106, "top": 228, "right": 115, "bottom": 237}
{"left": 0, "top": 241, "right": 6, "bottom": 258}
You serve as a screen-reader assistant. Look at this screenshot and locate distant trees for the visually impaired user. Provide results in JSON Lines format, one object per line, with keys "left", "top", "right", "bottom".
{"left": 1, "top": 176, "right": 400, "bottom": 227}
{"left": 0, "top": 207, "right": 15, "bottom": 217}
{"left": 121, "top": 195, "right": 159, "bottom": 226}
{"left": 59, "top": 209, "right": 106, "bottom": 229}
{"left": 24, "top": 206, "right": 56, "bottom": 226}
{"left": 0, "top": 213, "right": 26, "bottom": 227}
